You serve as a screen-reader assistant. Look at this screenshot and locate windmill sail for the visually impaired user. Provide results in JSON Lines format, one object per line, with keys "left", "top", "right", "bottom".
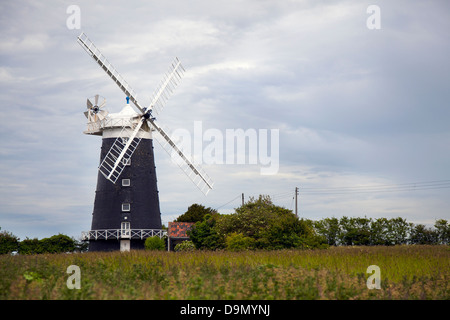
{"left": 149, "top": 57, "right": 185, "bottom": 115}
{"left": 77, "top": 32, "right": 144, "bottom": 114}
{"left": 78, "top": 32, "right": 213, "bottom": 195}
{"left": 149, "top": 119, "right": 214, "bottom": 195}
{"left": 98, "top": 119, "right": 144, "bottom": 183}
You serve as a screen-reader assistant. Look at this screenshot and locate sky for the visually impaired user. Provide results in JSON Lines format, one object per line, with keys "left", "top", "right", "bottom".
{"left": 0, "top": 0, "right": 449, "bottom": 240}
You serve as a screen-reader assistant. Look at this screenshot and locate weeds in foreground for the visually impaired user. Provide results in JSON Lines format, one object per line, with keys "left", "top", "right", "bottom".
{"left": 0, "top": 246, "right": 448, "bottom": 300}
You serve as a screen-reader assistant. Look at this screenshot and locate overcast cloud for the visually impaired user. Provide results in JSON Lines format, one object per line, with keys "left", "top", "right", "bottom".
{"left": 0, "top": 0, "right": 449, "bottom": 240}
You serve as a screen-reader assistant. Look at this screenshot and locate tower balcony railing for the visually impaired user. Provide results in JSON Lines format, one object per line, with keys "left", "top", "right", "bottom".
{"left": 84, "top": 118, "right": 135, "bottom": 135}
{"left": 81, "top": 229, "right": 167, "bottom": 241}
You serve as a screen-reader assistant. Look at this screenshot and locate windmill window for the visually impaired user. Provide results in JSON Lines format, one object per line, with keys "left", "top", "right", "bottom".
{"left": 122, "top": 179, "right": 131, "bottom": 187}
{"left": 122, "top": 203, "right": 130, "bottom": 212}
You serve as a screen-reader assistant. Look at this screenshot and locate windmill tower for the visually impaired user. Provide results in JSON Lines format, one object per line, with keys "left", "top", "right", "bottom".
{"left": 78, "top": 33, "right": 213, "bottom": 252}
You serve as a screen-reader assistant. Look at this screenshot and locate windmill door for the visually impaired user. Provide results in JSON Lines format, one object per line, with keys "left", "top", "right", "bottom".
{"left": 120, "top": 240, "right": 130, "bottom": 252}
{"left": 121, "top": 222, "right": 131, "bottom": 239}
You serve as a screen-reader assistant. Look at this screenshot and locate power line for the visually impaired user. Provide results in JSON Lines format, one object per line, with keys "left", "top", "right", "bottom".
{"left": 215, "top": 194, "right": 241, "bottom": 210}
{"left": 271, "top": 194, "right": 294, "bottom": 201}
{"left": 300, "top": 179, "right": 450, "bottom": 195}
{"left": 215, "top": 180, "right": 450, "bottom": 212}
{"left": 271, "top": 191, "right": 294, "bottom": 198}
{"left": 302, "top": 179, "right": 450, "bottom": 190}
{"left": 289, "top": 196, "right": 295, "bottom": 211}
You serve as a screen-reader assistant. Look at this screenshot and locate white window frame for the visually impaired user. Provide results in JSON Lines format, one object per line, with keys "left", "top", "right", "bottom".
{"left": 121, "top": 222, "right": 131, "bottom": 239}
{"left": 122, "top": 179, "right": 131, "bottom": 187}
{"left": 122, "top": 203, "right": 130, "bottom": 212}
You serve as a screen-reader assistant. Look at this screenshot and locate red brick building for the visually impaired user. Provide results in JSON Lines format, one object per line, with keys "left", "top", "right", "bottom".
{"left": 167, "top": 222, "right": 194, "bottom": 251}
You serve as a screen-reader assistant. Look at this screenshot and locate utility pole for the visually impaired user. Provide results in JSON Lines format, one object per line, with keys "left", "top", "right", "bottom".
{"left": 242, "top": 193, "right": 245, "bottom": 206}
{"left": 295, "top": 187, "right": 299, "bottom": 217}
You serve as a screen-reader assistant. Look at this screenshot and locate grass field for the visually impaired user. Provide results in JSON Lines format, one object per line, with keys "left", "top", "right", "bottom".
{"left": 0, "top": 245, "right": 448, "bottom": 300}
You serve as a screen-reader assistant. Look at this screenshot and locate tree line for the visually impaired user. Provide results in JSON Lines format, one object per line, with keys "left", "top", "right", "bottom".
{"left": 176, "top": 196, "right": 449, "bottom": 250}
{"left": 1, "top": 195, "right": 449, "bottom": 254}
{"left": 0, "top": 231, "right": 87, "bottom": 255}
{"left": 312, "top": 216, "right": 449, "bottom": 246}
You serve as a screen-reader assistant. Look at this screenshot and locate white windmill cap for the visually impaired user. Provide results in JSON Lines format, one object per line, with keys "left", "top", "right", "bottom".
{"left": 108, "top": 98, "right": 139, "bottom": 121}
{"left": 101, "top": 97, "right": 151, "bottom": 139}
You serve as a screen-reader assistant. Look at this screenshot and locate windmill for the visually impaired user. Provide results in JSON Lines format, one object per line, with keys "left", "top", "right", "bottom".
{"left": 78, "top": 32, "right": 213, "bottom": 252}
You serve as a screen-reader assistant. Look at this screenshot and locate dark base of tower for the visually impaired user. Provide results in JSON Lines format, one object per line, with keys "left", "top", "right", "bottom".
{"left": 88, "top": 239, "right": 146, "bottom": 252}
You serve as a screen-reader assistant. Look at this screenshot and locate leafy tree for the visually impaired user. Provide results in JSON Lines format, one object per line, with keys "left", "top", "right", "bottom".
{"left": 40, "top": 234, "right": 76, "bottom": 253}
{"left": 313, "top": 217, "right": 413, "bottom": 246}
{"left": 176, "top": 204, "right": 218, "bottom": 223}
{"left": 0, "top": 230, "right": 19, "bottom": 254}
{"left": 369, "top": 218, "right": 390, "bottom": 245}
{"left": 387, "top": 217, "right": 411, "bottom": 245}
{"left": 313, "top": 217, "right": 340, "bottom": 246}
{"left": 338, "top": 217, "right": 371, "bottom": 246}
{"left": 262, "top": 214, "right": 319, "bottom": 249}
{"left": 215, "top": 196, "right": 278, "bottom": 242}
{"left": 434, "top": 219, "right": 449, "bottom": 245}
{"left": 19, "top": 238, "right": 43, "bottom": 254}
{"left": 144, "top": 236, "right": 166, "bottom": 251}
{"left": 409, "top": 224, "right": 437, "bottom": 245}
{"left": 74, "top": 238, "right": 89, "bottom": 252}
{"left": 18, "top": 234, "right": 75, "bottom": 254}
{"left": 216, "top": 195, "right": 326, "bottom": 250}
{"left": 188, "top": 214, "right": 225, "bottom": 250}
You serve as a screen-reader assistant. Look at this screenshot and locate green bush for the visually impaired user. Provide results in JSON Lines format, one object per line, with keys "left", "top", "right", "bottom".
{"left": 225, "top": 232, "right": 255, "bottom": 251}
{"left": 174, "top": 240, "right": 196, "bottom": 252}
{"left": 145, "top": 236, "right": 166, "bottom": 251}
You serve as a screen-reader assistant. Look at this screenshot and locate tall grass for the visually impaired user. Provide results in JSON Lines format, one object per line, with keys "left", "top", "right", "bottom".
{"left": 0, "top": 246, "right": 448, "bottom": 300}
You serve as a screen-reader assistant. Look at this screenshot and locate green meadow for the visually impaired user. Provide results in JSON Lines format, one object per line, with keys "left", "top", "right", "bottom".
{"left": 1, "top": 245, "right": 448, "bottom": 300}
